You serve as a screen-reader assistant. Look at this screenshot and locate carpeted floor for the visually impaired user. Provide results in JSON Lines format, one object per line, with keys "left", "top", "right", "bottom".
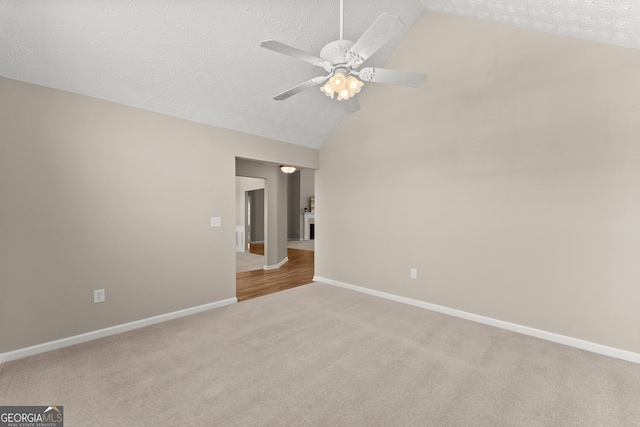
{"left": 236, "top": 251, "right": 265, "bottom": 273}
{"left": 1, "top": 282, "right": 639, "bottom": 426}
{"left": 285, "top": 240, "right": 314, "bottom": 251}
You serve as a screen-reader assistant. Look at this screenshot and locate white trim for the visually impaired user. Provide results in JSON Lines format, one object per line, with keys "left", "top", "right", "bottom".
{"left": 235, "top": 226, "right": 245, "bottom": 252}
{"left": 0, "top": 297, "right": 237, "bottom": 364}
{"left": 264, "top": 257, "right": 288, "bottom": 270}
{"left": 313, "top": 276, "right": 640, "bottom": 365}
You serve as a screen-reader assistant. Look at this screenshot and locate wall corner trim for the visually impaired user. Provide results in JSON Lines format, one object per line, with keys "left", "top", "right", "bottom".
{"left": 264, "top": 257, "right": 289, "bottom": 270}
{"left": 0, "top": 297, "right": 237, "bottom": 364}
{"left": 313, "top": 276, "right": 640, "bottom": 365}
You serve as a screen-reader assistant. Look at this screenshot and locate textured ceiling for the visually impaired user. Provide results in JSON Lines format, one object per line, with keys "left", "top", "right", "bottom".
{"left": 422, "top": 0, "right": 640, "bottom": 50}
{"left": 1, "top": 1, "right": 639, "bottom": 149}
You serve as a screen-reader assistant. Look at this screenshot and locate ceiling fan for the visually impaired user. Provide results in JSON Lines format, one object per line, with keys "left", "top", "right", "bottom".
{"left": 260, "top": 0, "right": 427, "bottom": 113}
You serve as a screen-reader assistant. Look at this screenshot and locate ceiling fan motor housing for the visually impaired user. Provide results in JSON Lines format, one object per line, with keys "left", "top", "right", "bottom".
{"left": 320, "top": 40, "right": 355, "bottom": 68}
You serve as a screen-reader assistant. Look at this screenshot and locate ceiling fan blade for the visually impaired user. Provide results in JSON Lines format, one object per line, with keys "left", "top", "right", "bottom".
{"left": 347, "top": 13, "right": 405, "bottom": 68}
{"left": 273, "top": 75, "right": 330, "bottom": 101}
{"left": 343, "top": 97, "right": 360, "bottom": 114}
{"left": 358, "top": 67, "right": 427, "bottom": 88}
{"left": 260, "top": 40, "right": 331, "bottom": 70}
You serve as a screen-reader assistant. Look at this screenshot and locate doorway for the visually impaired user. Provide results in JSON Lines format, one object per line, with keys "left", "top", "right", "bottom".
{"left": 236, "top": 176, "right": 266, "bottom": 273}
{"left": 246, "top": 188, "right": 265, "bottom": 249}
{"left": 235, "top": 159, "right": 315, "bottom": 301}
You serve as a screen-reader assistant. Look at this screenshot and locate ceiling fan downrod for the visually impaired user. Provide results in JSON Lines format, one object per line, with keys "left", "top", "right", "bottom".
{"left": 340, "top": 0, "right": 344, "bottom": 40}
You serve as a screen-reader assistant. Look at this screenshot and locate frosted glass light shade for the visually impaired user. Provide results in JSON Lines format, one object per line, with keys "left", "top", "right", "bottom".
{"left": 321, "top": 73, "right": 363, "bottom": 101}
{"left": 280, "top": 165, "right": 296, "bottom": 174}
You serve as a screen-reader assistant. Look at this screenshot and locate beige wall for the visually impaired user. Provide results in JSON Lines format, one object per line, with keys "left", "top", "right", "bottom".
{"left": 0, "top": 77, "right": 318, "bottom": 353}
{"left": 300, "top": 169, "right": 315, "bottom": 213}
{"left": 316, "top": 12, "right": 640, "bottom": 353}
{"left": 289, "top": 169, "right": 315, "bottom": 240}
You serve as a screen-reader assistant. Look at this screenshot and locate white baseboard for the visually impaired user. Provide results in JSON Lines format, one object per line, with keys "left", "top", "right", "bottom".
{"left": 264, "top": 257, "right": 289, "bottom": 270}
{"left": 0, "top": 297, "right": 237, "bottom": 364}
{"left": 313, "top": 276, "right": 640, "bottom": 365}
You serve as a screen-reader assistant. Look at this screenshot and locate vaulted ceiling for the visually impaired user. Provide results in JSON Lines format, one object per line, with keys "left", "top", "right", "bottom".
{"left": 1, "top": 1, "right": 639, "bottom": 149}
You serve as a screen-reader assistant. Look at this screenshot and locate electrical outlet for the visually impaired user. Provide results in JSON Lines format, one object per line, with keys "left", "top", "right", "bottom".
{"left": 94, "top": 289, "right": 105, "bottom": 304}
{"left": 410, "top": 268, "right": 418, "bottom": 279}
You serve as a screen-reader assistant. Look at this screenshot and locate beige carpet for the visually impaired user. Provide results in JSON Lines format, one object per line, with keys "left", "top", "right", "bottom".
{"left": 236, "top": 251, "right": 265, "bottom": 273}
{"left": 1, "top": 283, "right": 639, "bottom": 426}
{"left": 286, "top": 239, "right": 314, "bottom": 251}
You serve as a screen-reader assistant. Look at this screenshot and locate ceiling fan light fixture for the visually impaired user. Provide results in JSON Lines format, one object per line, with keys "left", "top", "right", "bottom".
{"left": 321, "top": 72, "right": 362, "bottom": 101}
{"left": 280, "top": 165, "right": 296, "bottom": 174}
{"left": 322, "top": 84, "right": 335, "bottom": 98}
{"left": 337, "top": 88, "right": 350, "bottom": 101}
{"left": 346, "top": 75, "right": 363, "bottom": 93}
{"left": 330, "top": 73, "right": 345, "bottom": 90}
{"left": 261, "top": 4, "right": 427, "bottom": 110}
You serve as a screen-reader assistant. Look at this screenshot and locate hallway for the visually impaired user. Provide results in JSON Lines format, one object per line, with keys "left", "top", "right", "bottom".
{"left": 236, "top": 243, "right": 314, "bottom": 301}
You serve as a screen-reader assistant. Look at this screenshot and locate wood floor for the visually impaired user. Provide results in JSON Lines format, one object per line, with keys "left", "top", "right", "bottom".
{"left": 236, "top": 243, "right": 314, "bottom": 301}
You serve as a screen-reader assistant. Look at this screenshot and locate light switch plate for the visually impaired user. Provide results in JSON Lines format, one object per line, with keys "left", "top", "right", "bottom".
{"left": 94, "top": 289, "right": 105, "bottom": 303}
{"left": 210, "top": 217, "right": 221, "bottom": 227}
